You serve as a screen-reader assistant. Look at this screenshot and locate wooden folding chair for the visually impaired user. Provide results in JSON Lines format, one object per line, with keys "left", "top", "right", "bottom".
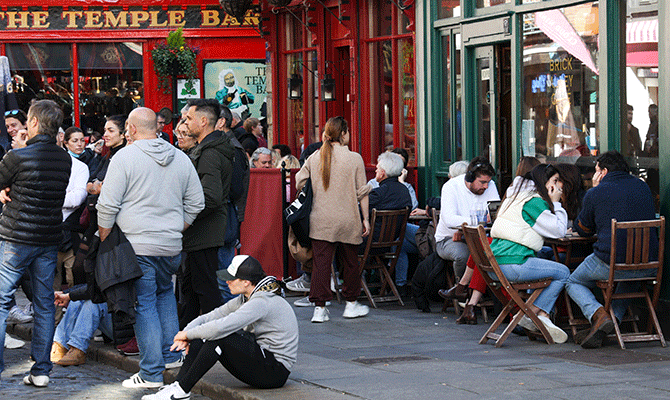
{"left": 595, "top": 217, "right": 666, "bottom": 349}
{"left": 461, "top": 224, "right": 556, "bottom": 347}
{"left": 358, "top": 207, "right": 409, "bottom": 308}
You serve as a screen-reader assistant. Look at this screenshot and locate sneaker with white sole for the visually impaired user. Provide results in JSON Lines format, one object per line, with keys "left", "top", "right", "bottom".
{"left": 122, "top": 372, "right": 163, "bottom": 389}
{"left": 7, "top": 305, "right": 33, "bottom": 324}
{"left": 311, "top": 306, "right": 330, "bottom": 323}
{"left": 517, "top": 315, "right": 539, "bottom": 332}
{"left": 141, "top": 382, "right": 191, "bottom": 400}
{"left": 5, "top": 334, "right": 25, "bottom": 349}
{"left": 23, "top": 374, "right": 49, "bottom": 387}
{"left": 293, "top": 297, "right": 331, "bottom": 307}
{"left": 537, "top": 315, "right": 568, "bottom": 344}
{"left": 286, "top": 274, "right": 311, "bottom": 292}
{"left": 23, "top": 302, "right": 34, "bottom": 317}
{"left": 343, "top": 301, "right": 369, "bottom": 319}
{"left": 165, "top": 352, "right": 186, "bottom": 369}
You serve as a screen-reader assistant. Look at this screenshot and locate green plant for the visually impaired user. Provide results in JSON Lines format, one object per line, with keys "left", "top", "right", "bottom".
{"left": 151, "top": 28, "right": 198, "bottom": 93}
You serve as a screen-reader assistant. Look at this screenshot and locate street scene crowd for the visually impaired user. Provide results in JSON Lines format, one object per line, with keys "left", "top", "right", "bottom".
{"left": 0, "top": 96, "right": 664, "bottom": 399}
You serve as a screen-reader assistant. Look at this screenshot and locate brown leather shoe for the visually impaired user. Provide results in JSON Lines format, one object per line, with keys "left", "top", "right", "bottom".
{"left": 438, "top": 283, "right": 469, "bottom": 301}
{"left": 50, "top": 341, "right": 67, "bottom": 363}
{"left": 456, "top": 304, "right": 477, "bottom": 325}
{"left": 581, "top": 307, "right": 615, "bottom": 349}
{"left": 55, "top": 346, "right": 87, "bottom": 366}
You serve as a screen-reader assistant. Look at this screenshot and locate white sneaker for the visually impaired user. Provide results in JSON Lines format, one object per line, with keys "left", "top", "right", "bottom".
{"left": 286, "top": 274, "right": 311, "bottom": 292}
{"left": 311, "top": 306, "right": 330, "bottom": 323}
{"left": 122, "top": 372, "right": 163, "bottom": 389}
{"left": 7, "top": 305, "right": 33, "bottom": 324}
{"left": 165, "top": 352, "right": 186, "bottom": 369}
{"left": 141, "top": 382, "right": 191, "bottom": 400}
{"left": 23, "top": 374, "right": 49, "bottom": 387}
{"left": 518, "top": 315, "right": 539, "bottom": 332}
{"left": 293, "top": 297, "right": 331, "bottom": 307}
{"left": 537, "top": 315, "right": 568, "bottom": 344}
{"left": 5, "top": 334, "right": 25, "bottom": 349}
{"left": 343, "top": 301, "right": 369, "bottom": 319}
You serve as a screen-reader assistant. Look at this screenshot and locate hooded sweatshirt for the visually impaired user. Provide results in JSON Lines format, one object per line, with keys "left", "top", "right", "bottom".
{"left": 97, "top": 138, "right": 204, "bottom": 256}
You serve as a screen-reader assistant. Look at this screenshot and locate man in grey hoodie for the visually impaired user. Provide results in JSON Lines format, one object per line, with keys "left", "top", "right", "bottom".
{"left": 96, "top": 107, "right": 205, "bottom": 389}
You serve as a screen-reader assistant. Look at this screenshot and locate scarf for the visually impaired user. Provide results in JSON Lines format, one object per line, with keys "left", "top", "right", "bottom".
{"left": 245, "top": 276, "right": 282, "bottom": 302}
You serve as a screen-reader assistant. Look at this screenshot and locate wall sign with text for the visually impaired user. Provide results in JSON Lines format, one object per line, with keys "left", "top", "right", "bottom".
{"left": 0, "top": 6, "right": 258, "bottom": 31}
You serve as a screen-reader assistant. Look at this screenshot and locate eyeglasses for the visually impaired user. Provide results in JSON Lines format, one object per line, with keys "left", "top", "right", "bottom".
{"left": 4, "top": 110, "right": 20, "bottom": 117}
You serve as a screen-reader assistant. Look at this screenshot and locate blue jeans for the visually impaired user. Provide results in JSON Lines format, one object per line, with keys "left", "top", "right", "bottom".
{"left": 134, "top": 255, "right": 182, "bottom": 383}
{"left": 217, "top": 246, "right": 238, "bottom": 303}
{"left": 396, "top": 223, "right": 419, "bottom": 286}
{"left": 566, "top": 253, "right": 656, "bottom": 322}
{"left": 496, "top": 257, "right": 570, "bottom": 314}
{"left": 0, "top": 241, "right": 57, "bottom": 377}
{"left": 53, "top": 300, "right": 112, "bottom": 352}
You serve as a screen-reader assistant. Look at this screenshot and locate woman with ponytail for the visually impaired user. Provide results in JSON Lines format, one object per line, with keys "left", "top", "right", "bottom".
{"left": 295, "top": 117, "right": 371, "bottom": 323}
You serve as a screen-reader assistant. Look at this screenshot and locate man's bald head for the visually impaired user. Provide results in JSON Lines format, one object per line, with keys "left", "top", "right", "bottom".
{"left": 128, "top": 107, "right": 158, "bottom": 141}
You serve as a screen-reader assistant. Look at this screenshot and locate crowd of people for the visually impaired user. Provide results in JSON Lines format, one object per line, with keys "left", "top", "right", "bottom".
{"left": 0, "top": 99, "right": 662, "bottom": 397}
{"left": 0, "top": 99, "right": 299, "bottom": 399}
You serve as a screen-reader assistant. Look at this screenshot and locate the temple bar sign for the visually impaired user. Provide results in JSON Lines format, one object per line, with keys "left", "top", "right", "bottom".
{"left": 0, "top": 6, "right": 259, "bottom": 30}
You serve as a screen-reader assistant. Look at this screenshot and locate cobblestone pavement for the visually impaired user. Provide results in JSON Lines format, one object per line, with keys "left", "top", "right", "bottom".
{"left": 0, "top": 341, "right": 209, "bottom": 400}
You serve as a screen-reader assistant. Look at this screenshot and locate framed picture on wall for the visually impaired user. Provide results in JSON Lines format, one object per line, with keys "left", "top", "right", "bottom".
{"left": 203, "top": 59, "right": 267, "bottom": 120}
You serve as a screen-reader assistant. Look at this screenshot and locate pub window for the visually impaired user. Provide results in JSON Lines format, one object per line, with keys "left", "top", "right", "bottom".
{"left": 366, "top": 0, "right": 416, "bottom": 166}
{"left": 6, "top": 43, "right": 74, "bottom": 128}
{"left": 78, "top": 42, "right": 143, "bottom": 135}
{"left": 521, "top": 3, "right": 600, "bottom": 163}
{"left": 441, "top": 32, "right": 462, "bottom": 163}
{"left": 625, "top": 2, "right": 659, "bottom": 210}
{"left": 282, "top": 11, "right": 318, "bottom": 155}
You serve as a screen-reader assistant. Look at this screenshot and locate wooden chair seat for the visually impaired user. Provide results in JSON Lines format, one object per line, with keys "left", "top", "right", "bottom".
{"left": 595, "top": 217, "right": 666, "bottom": 349}
{"left": 461, "top": 224, "right": 557, "bottom": 347}
{"left": 358, "top": 207, "right": 410, "bottom": 308}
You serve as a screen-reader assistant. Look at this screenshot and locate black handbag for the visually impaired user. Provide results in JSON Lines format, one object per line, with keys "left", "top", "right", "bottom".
{"left": 284, "top": 178, "right": 313, "bottom": 247}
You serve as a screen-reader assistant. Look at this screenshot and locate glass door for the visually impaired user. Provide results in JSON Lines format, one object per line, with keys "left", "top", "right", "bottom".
{"left": 474, "top": 43, "right": 513, "bottom": 191}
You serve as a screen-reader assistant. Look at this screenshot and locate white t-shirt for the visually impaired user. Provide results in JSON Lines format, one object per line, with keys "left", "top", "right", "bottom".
{"left": 434, "top": 174, "right": 500, "bottom": 243}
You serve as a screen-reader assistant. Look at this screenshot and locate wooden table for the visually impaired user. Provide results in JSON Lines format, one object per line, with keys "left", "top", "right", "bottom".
{"left": 544, "top": 234, "right": 597, "bottom": 339}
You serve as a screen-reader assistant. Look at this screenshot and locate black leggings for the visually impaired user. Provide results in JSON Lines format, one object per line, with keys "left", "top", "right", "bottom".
{"left": 176, "top": 331, "right": 290, "bottom": 391}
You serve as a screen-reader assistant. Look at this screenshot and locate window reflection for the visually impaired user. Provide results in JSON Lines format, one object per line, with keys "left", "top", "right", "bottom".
{"left": 369, "top": 40, "right": 393, "bottom": 159}
{"left": 626, "top": 3, "right": 659, "bottom": 209}
{"left": 477, "top": 0, "right": 511, "bottom": 8}
{"left": 522, "top": 3, "right": 600, "bottom": 162}
{"left": 6, "top": 43, "right": 74, "bottom": 128}
{"left": 78, "top": 43, "right": 142, "bottom": 135}
{"left": 399, "top": 39, "right": 415, "bottom": 165}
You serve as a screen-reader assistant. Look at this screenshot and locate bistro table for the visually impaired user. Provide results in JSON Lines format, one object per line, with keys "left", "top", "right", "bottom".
{"left": 544, "top": 233, "right": 597, "bottom": 340}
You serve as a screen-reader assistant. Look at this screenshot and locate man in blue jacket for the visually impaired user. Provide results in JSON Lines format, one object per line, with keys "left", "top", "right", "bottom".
{"left": 566, "top": 150, "right": 657, "bottom": 348}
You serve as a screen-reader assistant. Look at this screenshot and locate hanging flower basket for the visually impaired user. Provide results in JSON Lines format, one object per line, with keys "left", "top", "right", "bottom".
{"left": 151, "top": 28, "right": 198, "bottom": 93}
{"left": 219, "top": 0, "right": 253, "bottom": 23}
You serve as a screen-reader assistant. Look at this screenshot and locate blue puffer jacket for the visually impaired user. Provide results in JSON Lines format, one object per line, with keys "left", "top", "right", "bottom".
{"left": 0, "top": 134, "right": 71, "bottom": 246}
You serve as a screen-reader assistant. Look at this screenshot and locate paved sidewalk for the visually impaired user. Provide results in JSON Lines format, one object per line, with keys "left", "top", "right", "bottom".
{"left": 8, "top": 296, "right": 670, "bottom": 400}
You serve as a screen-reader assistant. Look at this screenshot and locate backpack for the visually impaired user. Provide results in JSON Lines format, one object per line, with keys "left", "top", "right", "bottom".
{"left": 229, "top": 139, "right": 249, "bottom": 203}
{"left": 411, "top": 252, "right": 449, "bottom": 313}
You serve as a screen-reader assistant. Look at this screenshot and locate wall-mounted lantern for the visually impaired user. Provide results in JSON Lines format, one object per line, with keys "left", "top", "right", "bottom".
{"left": 321, "top": 74, "right": 336, "bottom": 102}
{"left": 288, "top": 74, "right": 303, "bottom": 100}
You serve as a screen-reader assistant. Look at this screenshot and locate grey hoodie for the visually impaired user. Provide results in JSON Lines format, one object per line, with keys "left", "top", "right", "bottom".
{"left": 97, "top": 138, "right": 205, "bottom": 256}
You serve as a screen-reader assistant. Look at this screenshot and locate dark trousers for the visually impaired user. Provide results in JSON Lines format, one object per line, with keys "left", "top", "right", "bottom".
{"left": 310, "top": 239, "right": 361, "bottom": 305}
{"left": 178, "top": 247, "right": 223, "bottom": 329}
{"left": 176, "top": 332, "right": 290, "bottom": 391}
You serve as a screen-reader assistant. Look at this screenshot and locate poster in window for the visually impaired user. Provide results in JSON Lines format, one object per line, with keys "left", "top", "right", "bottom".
{"left": 203, "top": 60, "right": 266, "bottom": 120}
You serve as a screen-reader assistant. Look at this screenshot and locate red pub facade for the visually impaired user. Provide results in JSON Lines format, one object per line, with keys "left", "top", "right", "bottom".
{"left": 0, "top": 0, "right": 266, "bottom": 134}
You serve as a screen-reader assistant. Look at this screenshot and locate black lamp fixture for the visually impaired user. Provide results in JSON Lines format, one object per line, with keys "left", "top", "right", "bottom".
{"left": 288, "top": 74, "right": 303, "bottom": 100}
{"left": 219, "top": 0, "right": 253, "bottom": 23}
{"left": 321, "top": 74, "right": 336, "bottom": 102}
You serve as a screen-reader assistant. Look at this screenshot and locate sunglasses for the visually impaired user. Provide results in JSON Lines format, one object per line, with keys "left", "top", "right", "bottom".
{"left": 4, "top": 109, "right": 20, "bottom": 117}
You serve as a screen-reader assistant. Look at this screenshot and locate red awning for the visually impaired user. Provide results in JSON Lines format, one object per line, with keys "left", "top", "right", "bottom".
{"left": 626, "top": 50, "right": 658, "bottom": 68}
{"left": 627, "top": 19, "right": 658, "bottom": 44}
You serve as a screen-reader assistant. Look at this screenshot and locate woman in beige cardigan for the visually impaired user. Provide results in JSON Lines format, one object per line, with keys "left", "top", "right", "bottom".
{"left": 295, "top": 116, "right": 371, "bottom": 323}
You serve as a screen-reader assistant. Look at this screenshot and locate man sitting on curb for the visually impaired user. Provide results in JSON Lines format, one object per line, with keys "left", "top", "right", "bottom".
{"left": 566, "top": 151, "right": 658, "bottom": 348}
{"left": 142, "top": 255, "right": 298, "bottom": 400}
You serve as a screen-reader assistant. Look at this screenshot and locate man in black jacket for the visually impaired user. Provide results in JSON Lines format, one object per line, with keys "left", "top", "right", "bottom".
{"left": 181, "top": 99, "right": 235, "bottom": 329}
{"left": 0, "top": 99, "right": 71, "bottom": 387}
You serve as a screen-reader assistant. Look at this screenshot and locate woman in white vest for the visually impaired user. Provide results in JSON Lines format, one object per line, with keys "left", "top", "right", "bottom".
{"left": 489, "top": 164, "right": 571, "bottom": 343}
